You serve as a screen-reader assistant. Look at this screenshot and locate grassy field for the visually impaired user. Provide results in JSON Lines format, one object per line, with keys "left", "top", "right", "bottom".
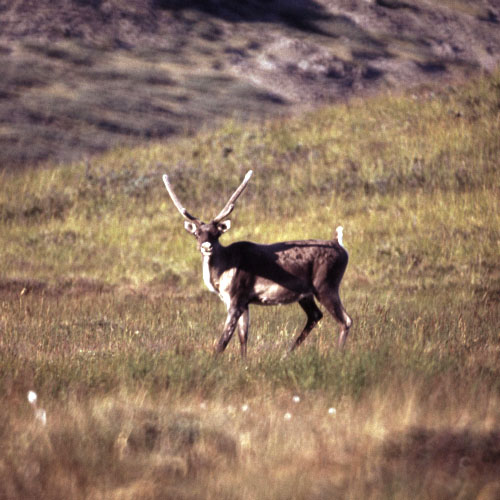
{"left": 0, "top": 71, "right": 499, "bottom": 498}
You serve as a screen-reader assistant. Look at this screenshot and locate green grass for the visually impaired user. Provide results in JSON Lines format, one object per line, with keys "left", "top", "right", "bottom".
{"left": 0, "top": 71, "right": 499, "bottom": 498}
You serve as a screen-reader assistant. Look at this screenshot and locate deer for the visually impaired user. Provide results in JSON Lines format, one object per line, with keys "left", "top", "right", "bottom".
{"left": 162, "top": 170, "right": 352, "bottom": 358}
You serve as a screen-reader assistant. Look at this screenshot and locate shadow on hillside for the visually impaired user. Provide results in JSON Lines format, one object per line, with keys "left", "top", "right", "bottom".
{"left": 383, "top": 426, "right": 500, "bottom": 487}
{"left": 154, "top": 0, "right": 335, "bottom": 36}
{"left": 1, "top": 0, "right": 497, "bottom": 169}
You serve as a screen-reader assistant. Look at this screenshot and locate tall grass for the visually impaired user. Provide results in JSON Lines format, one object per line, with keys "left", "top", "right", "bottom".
{"left": 0, "top": 71, "right": 499, "bottom": 498}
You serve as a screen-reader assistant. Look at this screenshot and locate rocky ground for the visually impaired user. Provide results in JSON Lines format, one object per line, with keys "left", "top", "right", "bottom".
{"left": 1, "top": 0, "right": 499, "bottom": 167}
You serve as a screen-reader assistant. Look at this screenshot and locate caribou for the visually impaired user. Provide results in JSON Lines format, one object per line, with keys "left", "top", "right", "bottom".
{"left": 162, "top": 170, "right": 352, "bottom": 357}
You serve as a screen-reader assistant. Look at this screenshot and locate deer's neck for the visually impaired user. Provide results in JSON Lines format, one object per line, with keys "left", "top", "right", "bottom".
{"left": 202, "top": 253, "right": 216, "bottom": 293}
{"left": 201, "top": 244, "right": 227, "bottom": 294}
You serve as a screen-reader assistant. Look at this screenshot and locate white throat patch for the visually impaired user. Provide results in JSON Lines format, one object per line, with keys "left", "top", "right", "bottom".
{"left": 202, "top": 255, "right": 216, "bottom": 293}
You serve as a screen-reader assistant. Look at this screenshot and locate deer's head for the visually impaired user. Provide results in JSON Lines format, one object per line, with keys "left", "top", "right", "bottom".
{"left": 162, "top": 171, "right": 253, "bottom": 257}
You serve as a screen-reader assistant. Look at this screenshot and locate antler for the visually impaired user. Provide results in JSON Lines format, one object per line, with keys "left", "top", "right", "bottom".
{"left": 213, "top": 170, "right": 253, "bottom": 223}
{"left": 162, "top": 174, "right": 199, "bottom": 222}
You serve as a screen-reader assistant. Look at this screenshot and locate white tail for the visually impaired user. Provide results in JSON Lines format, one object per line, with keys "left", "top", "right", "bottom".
{"left": 336, "top": 226, "right": 344, "bottom": 247}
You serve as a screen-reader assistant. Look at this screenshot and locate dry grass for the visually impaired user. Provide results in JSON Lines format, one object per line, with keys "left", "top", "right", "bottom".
{"left": 0, "top": 71, "right": 499, "bottom": 498}
{"left": 1, "top": 385, "right": 499, "bottom": 499}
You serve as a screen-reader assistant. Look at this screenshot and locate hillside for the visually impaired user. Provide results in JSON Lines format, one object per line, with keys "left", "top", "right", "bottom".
{"left": 2, "top": 2, "right": 500, "bottom": 498}
{"left": 0, "top": 70, "right": 499, "bottom": 498}
{"left": 1, "top": 0, "right": 500, "bottom": 167}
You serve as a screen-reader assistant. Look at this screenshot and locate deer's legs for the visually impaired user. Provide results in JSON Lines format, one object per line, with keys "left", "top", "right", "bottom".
{"left": 237, "top": 308, "right": 249, "bottom": 358}
{"left": 290, "top": 296, "right": 323, "bottom": 351}
{"left": 215, "top": 305, "right": 245, "bottom": 354}
{"left": 316, "top": 290, "right": 352, "bottom": 348}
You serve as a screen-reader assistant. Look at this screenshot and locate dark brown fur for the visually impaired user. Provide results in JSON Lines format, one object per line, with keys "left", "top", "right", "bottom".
{"left": 196, "top": 226, "right": 352, "bottom": 357}
{"left": 163, "top": 171, "right": 352, "bottom": 357}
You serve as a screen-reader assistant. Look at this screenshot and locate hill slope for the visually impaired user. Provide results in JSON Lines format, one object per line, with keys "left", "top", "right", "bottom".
{"left": 1, "top": 0, "right": 499, "bottom": 167}
{"left": 0, "top": 71, "right": 499, "bottom": 499}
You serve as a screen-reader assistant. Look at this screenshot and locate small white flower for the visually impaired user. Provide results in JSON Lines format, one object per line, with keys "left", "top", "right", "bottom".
{"left": 239, "top": 432, "right": 251, "bottom": 449}
{"left": 328, "top": 407, "right": 337, "bottom": 415}
{"left": 284, "top": 412, "right": 292, "bottom": 420}
{"left": 35, "top": 408, "right": 47, "bottom": 426}
{"left": 27, "top": 391, "right": 37, "bottom": 405}
{"left": 241, "top": 404, "right": 249, "bottom": 412}
{"left": 292, "top": 395, "right": 300, "bottom": 403}
{"left": 199, "top": 402, "right": 207, "bottom": 410}
{"left": 27, "top": 391, "right": 47, "bottom": 425}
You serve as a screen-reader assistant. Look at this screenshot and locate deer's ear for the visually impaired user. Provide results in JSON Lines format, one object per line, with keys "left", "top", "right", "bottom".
{"left": 184, "top": 221, "right": 197, "bottom": 234}
{"left": 217, "top": 220, "right": 231, "bottom": 233}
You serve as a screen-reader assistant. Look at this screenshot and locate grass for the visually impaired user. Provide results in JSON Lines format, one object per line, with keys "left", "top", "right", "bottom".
{"left": 0, "top": 37, "right": 288, "bottom": 168}
{"left": 0, "top": 71, "right": 499, "bottom": 498}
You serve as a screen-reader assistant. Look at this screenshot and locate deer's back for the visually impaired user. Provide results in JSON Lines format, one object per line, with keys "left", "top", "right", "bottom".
{"left": 227, "top": 239, "right": 348, "bottom": 277}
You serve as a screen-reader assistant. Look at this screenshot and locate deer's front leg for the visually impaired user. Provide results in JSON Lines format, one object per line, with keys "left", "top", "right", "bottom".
{"left": 215, "top": 305, "right": 245, "bottom": 354}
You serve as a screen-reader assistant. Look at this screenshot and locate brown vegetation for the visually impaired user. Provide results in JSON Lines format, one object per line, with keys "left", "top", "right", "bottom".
{"left": 1, "top": 0, "right": 499, "bottom": 167}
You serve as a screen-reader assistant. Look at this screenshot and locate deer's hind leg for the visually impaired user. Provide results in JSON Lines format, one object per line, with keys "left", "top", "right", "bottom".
{"left": 237, "top": 308, "right": 249, "bottom": 358}
{"left": 290, "top": 296, "right": 323, "bottom": 352}
{"left": 316, "top": 288, "right": 352, "bottom": 348}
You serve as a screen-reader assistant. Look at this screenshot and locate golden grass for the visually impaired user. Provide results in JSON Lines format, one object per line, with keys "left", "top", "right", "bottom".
{"left": 2, "top": 384, "right": 499, "bottom": 499}
{"left": 0, "top": 71, "right": 499, "bottom": 498}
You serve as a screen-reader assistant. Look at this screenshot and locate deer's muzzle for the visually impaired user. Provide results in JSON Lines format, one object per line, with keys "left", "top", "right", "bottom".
{"left": 201, "top": 242, "right": 213, "bottom": 256}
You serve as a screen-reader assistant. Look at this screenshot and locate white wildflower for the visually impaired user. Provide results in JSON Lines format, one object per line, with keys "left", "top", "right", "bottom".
{"left": 284, "top": 412, "right": 292, "bottom": 420}
{"left": 241, "top": 404, "right": 249, "bottom": 412}
{"left": 239, "top": 432, "right": 251, "bottom": 449}
{"left": 328, "top": 407, "right": 337, "bottom": 415}
{"left": 35, "top": 408, "right": 47, "bottom": 426}
{"left": 27, "top": 391, "right": 47, "bottom": 425}
{"left": 27, "top": 391, "right": 37, "bottom": 405}
{"left": 292, "top": 395, "right": 300, "bottom": 403}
